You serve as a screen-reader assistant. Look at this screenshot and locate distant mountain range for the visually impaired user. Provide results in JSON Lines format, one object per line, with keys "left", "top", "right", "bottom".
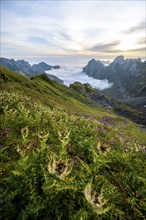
{"left": 83, "top": 55, "right": 146, "bottom": 100}
{"left": 0, "top": 57, "right": 63, "bottom": 84}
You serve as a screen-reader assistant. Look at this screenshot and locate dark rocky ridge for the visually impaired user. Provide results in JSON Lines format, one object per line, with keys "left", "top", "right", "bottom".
{"left": 69, "top": 82, "right": 146, "bottom": 125}
{"left": 0, "top": 57, "right": 63, "bottom": 84}
{"left": 83, "top": 56, "right": 146, "bottom": 100}
{"left": 32, "top": 62, "right": 60, "bottom": 72}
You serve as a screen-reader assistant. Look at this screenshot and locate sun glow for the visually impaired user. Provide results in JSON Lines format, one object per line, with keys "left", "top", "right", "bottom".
{"left": 118, "top": 38, "right": 138, "bottom": 51}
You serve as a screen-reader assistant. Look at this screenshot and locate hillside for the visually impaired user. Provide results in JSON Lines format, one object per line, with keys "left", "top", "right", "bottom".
{"left": 0, "top": 67, "right": 146, "bottom": 219}
{"left": 83, "top": 56, "right": 146, "bottom": 101}
{"left": 0, "top": 66, "right": 145, "bottom": 124}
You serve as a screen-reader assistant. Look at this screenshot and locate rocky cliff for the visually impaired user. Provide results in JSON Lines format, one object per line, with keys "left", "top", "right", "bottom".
{"left": 83, "top": 56, "right": 146, "bottom": 99}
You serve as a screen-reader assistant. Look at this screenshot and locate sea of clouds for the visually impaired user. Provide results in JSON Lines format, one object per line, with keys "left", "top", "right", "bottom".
{"left": 46, "top": 65, "right": 113, "bottom": 90}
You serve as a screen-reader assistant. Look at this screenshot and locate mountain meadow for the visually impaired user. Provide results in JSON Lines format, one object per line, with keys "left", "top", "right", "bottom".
{"left": 0, "top": 66, "right": 146, "bottom": 220}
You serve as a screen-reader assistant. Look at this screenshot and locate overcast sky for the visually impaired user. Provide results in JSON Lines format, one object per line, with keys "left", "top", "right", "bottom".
{"left": 1, "top": 0, "right": 145, "bottom": 60}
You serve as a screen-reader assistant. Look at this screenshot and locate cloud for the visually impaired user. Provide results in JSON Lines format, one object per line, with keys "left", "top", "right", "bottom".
{"left": 46, "top": 66, "right": 113, "bottom": 90}
{"left": 86, "top": 41, "right": 120, "bottom": 52}
{"left": 1, "top": 1, "right": 145, "bottom": 58}
{"left": 58, "top": 32, "right": 73, "bottom": 41}
{"left": 122, "top": 22, "right": 145, "bottom": 34}
{"left": 126, "top": 47, "right": 145, "bottom": 53}
{"left": 101, "top": 47, "right": 145, "bottom": 54}
{"left": 136, "top": 37, "right": 146, "bottom": 45}
{"left": 27, "top": 37, "right": 49, "bottom": 45}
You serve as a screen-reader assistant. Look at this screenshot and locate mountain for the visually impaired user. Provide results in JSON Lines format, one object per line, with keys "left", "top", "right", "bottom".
{"left": 83, "top": 56, "right": 146, "bottom": 100}
{"left": 0, "top": 57, "right": 34, "bottom": 74}
{"left": 82, "top": 58, "right": 105, "bottom": 78}
{"left": 32, "top": 62, "right": 60, "bottom": 72}
{"left": 0, "top": 57, "right": 62, "bottom": 84}
{"left": 1, "top": 66, "right": 146, "bottom": 220}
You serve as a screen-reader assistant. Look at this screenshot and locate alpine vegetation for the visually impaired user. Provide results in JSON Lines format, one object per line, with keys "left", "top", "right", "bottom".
{"left": 1, "top": 76, "right": 146, "bottom": 219}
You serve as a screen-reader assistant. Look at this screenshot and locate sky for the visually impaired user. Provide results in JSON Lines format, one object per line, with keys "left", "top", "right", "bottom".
{"left": 1, "top": 0, "right": 146, "bottom": 61}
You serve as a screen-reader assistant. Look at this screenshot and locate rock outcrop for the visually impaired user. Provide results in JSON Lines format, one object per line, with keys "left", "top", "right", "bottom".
{"left": 83, "top": 56, "right": 146, "bottom": 99}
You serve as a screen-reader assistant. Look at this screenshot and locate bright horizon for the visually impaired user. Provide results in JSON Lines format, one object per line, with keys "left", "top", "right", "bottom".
{"left": 1, "top": 0, "right": 146, "bottom": 61}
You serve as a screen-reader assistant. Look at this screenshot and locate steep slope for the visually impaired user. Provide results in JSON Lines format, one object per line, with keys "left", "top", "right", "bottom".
{"left": 1, "top": 66, "right": 146, "bottom": 220}
{"left": 0, "top": 66, "right": 111, "bottom": 118}
{"left": 1, "top": 66, "right": 145, "bottom": 125}
{"left": 83, "top": 56, "right": 146, "bottom": 100}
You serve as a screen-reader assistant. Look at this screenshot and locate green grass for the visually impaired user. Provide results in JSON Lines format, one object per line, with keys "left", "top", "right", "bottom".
{"left": 0, "top": 67, "right": 146, "bottom": 219}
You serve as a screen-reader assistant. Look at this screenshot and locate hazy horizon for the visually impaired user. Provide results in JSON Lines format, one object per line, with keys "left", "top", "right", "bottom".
{"left": 1, "top": 0, "right": 145, "bottom": 60}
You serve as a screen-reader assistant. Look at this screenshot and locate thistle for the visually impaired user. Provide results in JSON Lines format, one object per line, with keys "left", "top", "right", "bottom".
{"left": 96, "top": 142, "right": 110, "bottom": 154}
{"left": 58, "top": 130, "right": 71, "bottom": 156}
{"left": 48, "top": 157, "right": 72, "bottom": 180}
{"left": 37, "top": 130, "right": 49, "bottom": 147}
{"left": 58, "top": 130, "right": 71, "bottom": 142}
{"left": 21, "top": 126, "right": 29, "bottom": 143}
{"left": 83, "top": 183, "right": 110, "bottom": 215}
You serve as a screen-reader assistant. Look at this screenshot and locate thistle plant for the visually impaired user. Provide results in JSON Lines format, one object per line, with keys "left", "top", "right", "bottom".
{"left": 96, "top": 141, "right": 111, "bottom": 154}
{"left": 83, "top": 183, "right": 110, "bottom": 215}
{"left": 18, "top": 102, "right": 30, "bottom": 118}
{"left": 48, "top": 155, "right": 72, "bottom": 180}
{"left": 37, "top": 130, "right": 49, "bottom": 148}
{"left": 58, "top": 129, "right": 71, "bottom": 156}
{"left": 21, "top": 126, "right": 29, "bottom": 144}
{"left": 1, "top": 90, "right": 146, "bottom": 220}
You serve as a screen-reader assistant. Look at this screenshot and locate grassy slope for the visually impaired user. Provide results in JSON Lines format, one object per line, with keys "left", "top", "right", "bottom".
{"left": 0, "top": 66, "right": 146, "bottom": 219}
{"left": 0, "top": 66, "right": 145, "bottom": 144}
{"left": 0, "top": 67, "right": 110, "bottom": 117}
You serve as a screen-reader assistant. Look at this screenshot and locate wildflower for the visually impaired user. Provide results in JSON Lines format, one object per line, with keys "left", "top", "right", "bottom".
{"left": 83, "top": 183, "right": 110, "bottom": 215}
{"left": 67, "top": 143, "right": 71, "bottom": 148}
{"left": 48, "top": 157, "right": 72, "bottom": 180}
{"left": 58, "top": 130, "right": 70, "bottom": 140}
{"left": 21, "top": 127, "right": 29, "bottom": 140}
{"left": 97, "top": 142, "right": 110, "bottom": 153}
{"left": 37, "top": 131, "right": 49, "bottom": 142}
{"left": 139, "top": 148, "right": 146, "bottom": 153}
{"left": 5, "top": 128, "right": 10, "bottom": 138}
{"left": 124, "top": 146, "right": 130, "bottom": 152}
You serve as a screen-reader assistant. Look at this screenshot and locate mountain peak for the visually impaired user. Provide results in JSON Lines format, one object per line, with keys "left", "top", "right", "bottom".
{"left": 113, "top": 55, "right": 124, "bottom": 63}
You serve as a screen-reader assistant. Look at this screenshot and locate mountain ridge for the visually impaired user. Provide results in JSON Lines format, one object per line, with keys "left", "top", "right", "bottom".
{"left": 0, "top": 57, "right": 63, "bottom": 84}
{"left": 83, "top": 55, "right": 146, "bottom": 100}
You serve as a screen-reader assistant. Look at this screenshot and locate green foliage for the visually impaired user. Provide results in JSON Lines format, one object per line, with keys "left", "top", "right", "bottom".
{"left": 0, "top": 90, "right": 146, "bottom": 220}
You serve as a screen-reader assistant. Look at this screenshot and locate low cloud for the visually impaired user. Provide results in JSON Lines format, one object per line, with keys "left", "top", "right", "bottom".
{"left": 136, "top": 37, "right": 146, "bottom": 45}
{"left": 127, "top": 47, "right": 145, "bottom": 53}
{"left": 87, "top": 41, "right": 120, "bottom": 53}
{"left": 122, "top": 22, "right": 145, "bottom": 34}
{"left": 46, "top": 66, "right": 113, "bottom": 90}
{"left": 58, "top": 32, "right": 73, "bottom": 41}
